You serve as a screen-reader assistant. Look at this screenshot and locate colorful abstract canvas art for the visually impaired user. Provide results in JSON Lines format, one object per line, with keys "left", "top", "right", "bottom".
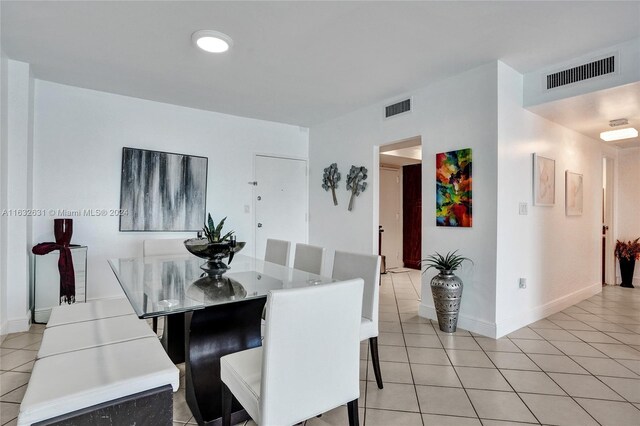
{"left": 436, "top": 148, "right": 472, "bottom": 227}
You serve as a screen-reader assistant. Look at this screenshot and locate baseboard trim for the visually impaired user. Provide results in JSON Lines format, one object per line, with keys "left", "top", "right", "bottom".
{"left": 495, "top": 283, "right": 602, "bottom": 338}
{"left": 419, "top": 304, "right": 497, "bottom": 338}
{"left": 4, "top": 310, "right": 31, "bottom": 334}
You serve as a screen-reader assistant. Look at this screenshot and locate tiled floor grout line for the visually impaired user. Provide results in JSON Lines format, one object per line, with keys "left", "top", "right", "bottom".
{"left": 535, "top": 314, "right": 640, "bottom": 405}
{"left": 466, "top": 333, "right": 542, "bottom": 425}
{"left": 506, "top": 335, "right": 606, "bottom": 425}
{"left": 387, "top": 271, "right": 426, "bottom": 426}
{"left": 434, "top": 330, "right": 487, "bottom": 423}
{"left": 546, "top": 342, "right": 637, "bottom": 405}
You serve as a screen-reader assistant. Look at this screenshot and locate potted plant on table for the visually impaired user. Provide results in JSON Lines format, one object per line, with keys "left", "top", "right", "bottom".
{"left": 615, "top": 238, "right": 640, "bottom": 288}
{"left": 422, "top": 250, "right": 471, "bottom": 333}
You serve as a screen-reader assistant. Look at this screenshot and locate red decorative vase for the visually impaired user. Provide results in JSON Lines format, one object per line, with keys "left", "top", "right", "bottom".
{"left": 54, "top": 218, "right": 73, "bottom": 246}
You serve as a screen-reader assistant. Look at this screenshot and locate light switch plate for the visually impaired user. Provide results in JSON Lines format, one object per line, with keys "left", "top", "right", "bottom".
{"left": 519, "top": 202, "right": 528, "bottom": 215}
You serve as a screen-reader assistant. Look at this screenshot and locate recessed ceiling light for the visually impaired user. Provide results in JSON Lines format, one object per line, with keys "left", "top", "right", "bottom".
{"left": 192, "top": 30, "right": 232, "bottom": 53}
{"left": 600, "top": 127, "right": 638, "bottom": 142}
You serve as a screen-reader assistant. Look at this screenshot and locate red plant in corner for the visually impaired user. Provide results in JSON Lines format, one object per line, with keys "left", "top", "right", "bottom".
{"left": 614, "top": 238, "right": 640, "bottom": 261}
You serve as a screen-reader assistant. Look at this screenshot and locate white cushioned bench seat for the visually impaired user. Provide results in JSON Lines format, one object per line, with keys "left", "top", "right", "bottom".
{"left": 46, "top": 297, "right": 135, "bottom": 327}
{"left": 17, "top": 336, "right": 179, "bottom": 426}
{"left": 37, "top": 314, "right": 156, "bottom": 359}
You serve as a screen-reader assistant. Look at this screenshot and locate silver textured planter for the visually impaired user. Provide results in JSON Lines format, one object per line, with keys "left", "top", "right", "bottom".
{"left": 430, "top": 270, "right": 463, "bottom": 333}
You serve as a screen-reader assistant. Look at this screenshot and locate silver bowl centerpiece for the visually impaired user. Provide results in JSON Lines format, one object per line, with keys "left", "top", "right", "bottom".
{"left": 183, "top": 238, "right": 246, "bottom": 278}
{"left": 183, "top": 213, "right": 247, "bottom": 302}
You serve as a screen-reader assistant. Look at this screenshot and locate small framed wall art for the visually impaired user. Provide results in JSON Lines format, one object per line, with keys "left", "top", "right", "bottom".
{"left": 565, "top": 170, "right": 583, "bottom": 216}
{"left": 532, "top": 153, "right": 555, "bottom": 206}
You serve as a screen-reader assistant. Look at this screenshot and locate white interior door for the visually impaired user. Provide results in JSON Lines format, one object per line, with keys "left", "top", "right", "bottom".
{"left": 380, "top": 167, "right": 402, "bottom": 269}
{"left": 254, "top": 155, "right": 308, "bottom": 260}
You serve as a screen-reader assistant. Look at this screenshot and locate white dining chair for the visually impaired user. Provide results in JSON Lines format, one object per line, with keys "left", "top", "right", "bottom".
{"left": 293, "top": 243, "right": 326, "bottom": 275}
{"left": 264, "top": 238, "right": 291, "bottom": 266}
{"left": 221, "top": 279, "right": 364, "bottom": 426}
{"left": 332, "top": 250, "right": 383, "bottom": 389}
{"left": 143, "top": 238, "right": 187, "bottom": 334}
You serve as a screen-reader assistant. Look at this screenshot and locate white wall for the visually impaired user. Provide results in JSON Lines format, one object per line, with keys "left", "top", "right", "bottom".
{"left": 309, "top": 62, "right": 499, "bottom": 336}
{"left": 0, "top": 50, "right": 8, "bottom": 337}
{"left": 3, "top": 60, "right": 35, "bottom": 334}
{"left": 309, "top": 60, "right": 626, "bottom": 338}
{"left": 616, "top": 148, "right": 640, "bottom": 286}
{"left": 33, "top": 81, "right": 308, "bottom": 300}
{"left": 495, "top": 62, "right": 616, "bottom": 336}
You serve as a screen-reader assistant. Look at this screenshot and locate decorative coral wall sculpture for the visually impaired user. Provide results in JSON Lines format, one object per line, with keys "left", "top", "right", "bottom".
{"left": 346, "top": 165, "right": 368, "bottom": 211}
{"left": 322, "top": 163, "right": 341, "bottom": 206}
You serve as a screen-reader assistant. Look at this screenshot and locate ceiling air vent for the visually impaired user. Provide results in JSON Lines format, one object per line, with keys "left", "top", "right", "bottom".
{"left": 385, "top": 98, "right": 411, "bottom": 118}
{"left": 546, "top": 56, "right": 615, "bottom": 90}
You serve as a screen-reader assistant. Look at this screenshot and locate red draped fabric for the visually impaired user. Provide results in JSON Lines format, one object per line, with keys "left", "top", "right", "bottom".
{"left": 32, "top": 243, "right": 75, "bottom": 304}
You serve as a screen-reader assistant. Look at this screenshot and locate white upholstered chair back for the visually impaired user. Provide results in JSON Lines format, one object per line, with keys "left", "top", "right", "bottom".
{"left": 264, "top": 238, "right": 291, "bottom": 266}
{"left": 332, "top": 251, "right": 381, "bottom": 338}
{"left": 260, "top": 279, "right": 363, "bottom": 425}
{"left": 143, "top": 239, "right": 186, "bottom": 257}
{"left": 293, "top": 243, "right": 326, "bottom": 275}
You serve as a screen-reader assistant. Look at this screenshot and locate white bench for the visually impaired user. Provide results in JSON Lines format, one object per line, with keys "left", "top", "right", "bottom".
{"left": 18, "top": 300, "right": 179, "bottom": 426}
{"left": 37, "top": 314, "right": 157, "bottom": 359}
{"left": 46, "top": 298, "right": 135, "bottom": 327}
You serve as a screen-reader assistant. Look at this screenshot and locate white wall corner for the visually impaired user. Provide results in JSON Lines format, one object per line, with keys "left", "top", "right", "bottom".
{"left": 0, "top": 49, "right": 8, "bottom": 337}
{"left": 495, "top": 283, "right": 601, "bottom": 338}
{"left": 4, "top": 310, "right": 31, "bottom": 334}
{"left": 419, "top": 302, "right": 498, "bottom": 338}
{"left": 6, "top": 59, "right": 34, "bottom": 327}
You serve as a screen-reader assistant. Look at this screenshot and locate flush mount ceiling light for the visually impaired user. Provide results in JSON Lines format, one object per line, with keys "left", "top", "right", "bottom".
{"left": 192, "top": 30, "right": 232, "bottom": 53}
{"left": 600, "top": 127, "right": 638, "bottom": 142}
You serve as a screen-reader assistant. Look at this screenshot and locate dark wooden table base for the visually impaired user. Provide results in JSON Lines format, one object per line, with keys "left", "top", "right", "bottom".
{"left": 184, "top": 298, "right": 266, "bottom": 426}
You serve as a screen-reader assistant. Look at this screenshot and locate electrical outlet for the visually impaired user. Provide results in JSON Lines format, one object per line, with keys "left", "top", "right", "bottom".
{"left": 519, "top": 278, "right": 527, "bottom": 289}
{"left": 519, "top": 202, "right": 528, "bottom": 215}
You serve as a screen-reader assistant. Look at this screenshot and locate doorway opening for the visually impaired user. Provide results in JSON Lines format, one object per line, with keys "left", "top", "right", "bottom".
{"left": 378, "top": 136, "right": 422, "bottom": 273}
{"left": 602, "top": 156, "right": 615, "bottom": 285}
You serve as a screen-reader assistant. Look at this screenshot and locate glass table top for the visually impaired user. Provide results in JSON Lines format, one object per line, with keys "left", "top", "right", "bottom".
{"left": 108, "top": 254, "right": 334, "bottom": 318}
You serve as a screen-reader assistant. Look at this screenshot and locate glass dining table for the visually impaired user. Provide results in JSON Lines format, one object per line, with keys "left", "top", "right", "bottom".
{"left": 109, "top": 253, "right": 334, "bottom": 426}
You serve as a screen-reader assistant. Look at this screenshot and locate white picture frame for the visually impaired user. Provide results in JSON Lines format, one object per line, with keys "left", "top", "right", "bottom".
{"left": 565, "top": 170, "right": 583, "bottom": 216}
{"left": 533, "top": 154, "right": 555, "bottom": 206}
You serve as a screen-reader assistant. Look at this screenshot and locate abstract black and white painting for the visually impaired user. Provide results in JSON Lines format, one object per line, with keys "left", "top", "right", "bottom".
{"left": 119, "top": 148, "right": 208, "bottom": 231}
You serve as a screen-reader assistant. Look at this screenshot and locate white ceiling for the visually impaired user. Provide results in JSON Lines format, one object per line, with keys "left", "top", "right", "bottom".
{"left": 2, "top": 1, "right": 640, "bottom": 129}
{"left": 528, "top": 82, "right": 640, "bottom": 148}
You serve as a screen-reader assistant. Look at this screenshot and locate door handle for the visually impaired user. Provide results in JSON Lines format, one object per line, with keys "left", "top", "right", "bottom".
{"left": 257, "top": 223, "right": 263, "bottom": 228}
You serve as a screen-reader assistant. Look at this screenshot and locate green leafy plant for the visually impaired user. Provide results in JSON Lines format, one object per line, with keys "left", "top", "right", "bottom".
{"left": 615, "top": 238, "right": 640, "bottom": 261}
{"left": 202, "top": 213, "right": 234, "bottom": 243}
{"left": 421, "top": 250, "right": 471, "bottom": 273}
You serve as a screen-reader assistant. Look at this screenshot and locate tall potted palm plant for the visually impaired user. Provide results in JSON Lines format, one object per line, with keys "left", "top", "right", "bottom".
{"left": 422, "top": 250, "right": 471, "bottom": 333}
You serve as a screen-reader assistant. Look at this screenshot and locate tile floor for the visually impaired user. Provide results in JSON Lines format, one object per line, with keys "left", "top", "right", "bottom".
{"left": 1, "top": 270, "right": 639, "bottom": 425}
